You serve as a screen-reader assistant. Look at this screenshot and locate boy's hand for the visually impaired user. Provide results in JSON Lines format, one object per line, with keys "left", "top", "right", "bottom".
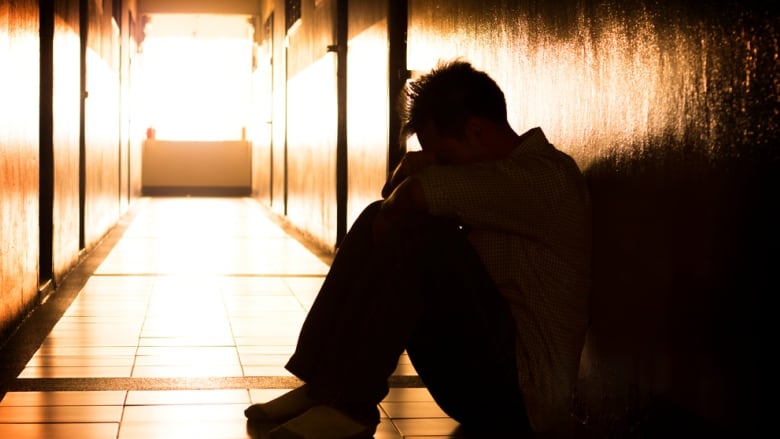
{"left": 381, "top": 151, "right": 438, "bottom": 198}
{"left": 373, "top": 177, "right": 427, "bottom": 246}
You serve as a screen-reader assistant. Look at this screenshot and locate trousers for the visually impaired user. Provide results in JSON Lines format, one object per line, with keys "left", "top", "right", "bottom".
{"left": 285, "top": 201, "right": 529, "bottom": 431}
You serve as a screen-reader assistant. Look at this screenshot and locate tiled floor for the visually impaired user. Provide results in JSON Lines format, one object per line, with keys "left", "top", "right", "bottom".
{"left": 0, "top": 197, "right": 463, "bottom": 439}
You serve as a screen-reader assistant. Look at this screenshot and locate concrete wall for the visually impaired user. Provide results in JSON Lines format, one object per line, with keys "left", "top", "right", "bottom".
{"left": 403, "top": 0, "right": 775, "bottom": 434}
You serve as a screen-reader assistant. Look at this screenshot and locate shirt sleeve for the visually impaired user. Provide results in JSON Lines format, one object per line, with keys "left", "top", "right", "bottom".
{"left": 415, "top": 149, "right": 576, "bottom": 236}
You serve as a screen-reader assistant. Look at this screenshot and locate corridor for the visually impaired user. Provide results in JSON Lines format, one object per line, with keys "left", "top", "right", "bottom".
{"left": 0, "top": 197, "right": 460, "bottom": 438}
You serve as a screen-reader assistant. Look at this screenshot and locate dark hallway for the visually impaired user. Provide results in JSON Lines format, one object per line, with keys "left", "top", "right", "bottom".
{"left": 1, "top": 0, "right": 775, "bottom": 437}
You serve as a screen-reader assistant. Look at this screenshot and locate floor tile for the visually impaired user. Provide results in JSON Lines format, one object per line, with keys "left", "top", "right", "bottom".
{"left": 383, "top": 387, "right": 436, "bottom": 402}
{"left": 0, "top": 423, "right": 119, "bottom": 439}
{"left": 138, "top": 336, "right": 235, "bottom": 347}
{"left": 375, "top": 419, "right": 404, "bottom": 438}
{"left": 1, "top": 197, "right": 459, "bottom": 439}
{"left": 28, "top": 346, "right": 138, "bottom": 357}
{"left": 131, "top": 364, "right": 244, "bottom": 378}
{"left": 117, "top": 420, "right": 248, "bottom": 439}
{"left": 0, "top": 405, "right": 123, "bottom": 422}
{"left": 120, "top": 403, "right": 247, "bottom": 423}
{"left": 18, "top": 365, "right": 133, "bottom": 378}
{"left": 133, "top": 346, "right": 239, "bottom": 366}
{"left": 24, "top": 354, "right": 135, "bottom": 367}
{"left": 235, "top": 353, "right": 289, "bottom": 367}
{"left": 381, "top": 401, "right": 449, "bottom": 419}
{"left": 126, "top": 389, "right": 249, "bottom": 406}
{"left": 247, "top": 388, "right": 290, "bottom": 405}
{"left": 392, "top": 418, "right": 462, "bottom": 437}
{"left": 241, "top": 365, "right": 293, "bottom": 377}
{"left": 0, "top": 391, "right": 127, "bottom": 407}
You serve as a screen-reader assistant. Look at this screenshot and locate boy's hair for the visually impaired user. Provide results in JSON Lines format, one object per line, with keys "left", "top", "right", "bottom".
{"left": 400, "top": 60, "right": 508, "bottom": 140}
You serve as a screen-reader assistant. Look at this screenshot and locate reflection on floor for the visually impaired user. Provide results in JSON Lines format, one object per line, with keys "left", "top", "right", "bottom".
{"left": 0, "top": 197, "right": 463, "bottom": 438}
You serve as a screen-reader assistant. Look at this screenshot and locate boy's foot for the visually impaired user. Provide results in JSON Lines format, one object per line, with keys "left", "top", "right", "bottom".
{"left": 245, "top": 385, "right": 319, "bottom": 423}
{"left": 268, "top": 405, "right": 376, "bottom": 439}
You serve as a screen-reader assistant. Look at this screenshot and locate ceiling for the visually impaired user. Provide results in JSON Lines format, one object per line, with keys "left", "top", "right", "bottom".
{"left": 142, "top": 14, "right": 254, "bottom": 39}
{"left": 137, "top": 0, "right": 261, "bottom": 16}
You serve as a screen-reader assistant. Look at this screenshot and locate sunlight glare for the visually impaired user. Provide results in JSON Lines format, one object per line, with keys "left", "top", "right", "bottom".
{"left": 140, "top": 14, "right": 254, "bottom": 141}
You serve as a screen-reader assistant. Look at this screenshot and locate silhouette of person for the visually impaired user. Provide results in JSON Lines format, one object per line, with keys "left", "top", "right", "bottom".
{"left": 245, "top": 60, "right": 591, "bottom": 439}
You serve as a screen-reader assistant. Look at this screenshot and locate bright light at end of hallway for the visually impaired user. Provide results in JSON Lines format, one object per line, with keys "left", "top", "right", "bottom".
{"left": 140, "top": 14, "right": 254, "bottom": 141}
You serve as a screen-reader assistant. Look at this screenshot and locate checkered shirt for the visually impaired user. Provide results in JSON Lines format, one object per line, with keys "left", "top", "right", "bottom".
{"left": 415, "top": 127, "right": 592, "bottom": 428}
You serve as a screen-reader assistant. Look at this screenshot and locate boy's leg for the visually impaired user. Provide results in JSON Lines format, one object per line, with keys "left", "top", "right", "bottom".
{"left": 284, "top": 203, "right": 527, "bottom": 431}
{"left": 245, "top": 201, "right": 394, "bottom": 427}
{"left": 404, "top": 223, "right": 529, "bottom": 432}
{"left": 284, "top": 201, "right": 421, "bottom": 425}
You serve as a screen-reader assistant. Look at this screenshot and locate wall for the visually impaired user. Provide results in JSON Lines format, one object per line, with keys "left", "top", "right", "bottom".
{"left": 249, "top": 12, "right": 274, "bottom": 206}
{"left": 264, "top": 0, "right": 342, "bottom": 248}
{"left": 1, "top": 0, "right": 141, "bottom": 345}
{"left": 406, "top": 0, "right": 776, "bottom": 434}
{"left": 256, "top": 0, "right": 398, "bottom": 246}
{"left": 82, "top": 0, "right": 121, "bottom": 248}
{"left": 345, "top": 0, "right": 389, "bottom": 229}
{"left": 0, "top": 0, "right": 40, "bottom": 341}
{"left": 52, "top": 0, "right": 81, "bottom": 282}
{"left": 285, "top": 53, "right": 339, "bottom": 247}
{"left": 142, "top": 140, "right": 251, "bottom": 193}
{"left": 269, "top": 2, "right": 287, "bottom": 218}
{"left": 118, "top": 1, "right": 138, "bottom": 213}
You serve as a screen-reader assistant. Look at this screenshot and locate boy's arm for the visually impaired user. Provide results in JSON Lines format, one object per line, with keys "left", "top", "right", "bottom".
{"left": 373, "top": 176, "right": 427, "bottom": 245}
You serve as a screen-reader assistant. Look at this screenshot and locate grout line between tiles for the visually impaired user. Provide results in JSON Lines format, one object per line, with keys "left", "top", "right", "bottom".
{"left": 6, "top": 376, "right": 424, "bottom": 392}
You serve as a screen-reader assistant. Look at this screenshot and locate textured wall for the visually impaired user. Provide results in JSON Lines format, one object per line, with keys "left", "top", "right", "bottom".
{"left": 285, "top": 0, "right": 336, "bottom": 77}
{"left": 264, "top": 0, "right": 395, "bottom": 244}
{"left": 285, "top": 53, "right": 339, "bottom": 247}
{"left": 271, "top": 0, "right": 341, "bottom": 247}
{"left": 51, "top": 3, "right": 81, "bottom": 281}
{"left": 407, "top": 0, "right": 776, "bottom": 434}
{"left": 253, "top": 0, "right": 276, "bottom": 209}
{"left": 250, "top": 12, "right": 274, "bottom": 206}
{"left": 82, "top": 0, "right": 121, "bottom": 249}
{"left": 269, "top": 3, "right": 287, "bottom": 216}
{"left": 0, "top": 0, "right": 40, "bottom": 341}
{"left": 1, "top": 0, "right": 139, "bottom": 341}
{"left": 346, "top": 1, "right": 389, "bottom": 230}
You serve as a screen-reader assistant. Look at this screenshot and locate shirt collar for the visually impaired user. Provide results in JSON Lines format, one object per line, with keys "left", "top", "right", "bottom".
{"left": 514, "top": 127, "right": 550, "bottom": 155}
